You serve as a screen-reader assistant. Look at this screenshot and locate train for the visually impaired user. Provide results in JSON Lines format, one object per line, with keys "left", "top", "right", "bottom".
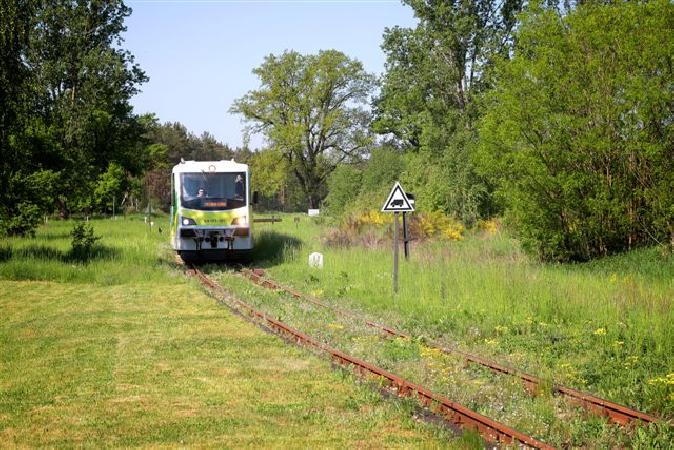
{"left": 170, "top": 160, "right": 256, "bottom": 261}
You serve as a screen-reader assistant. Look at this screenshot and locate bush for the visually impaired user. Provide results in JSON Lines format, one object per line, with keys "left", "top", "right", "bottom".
{"left": 478, "top": 0, "right": 674, "bottom": 261}
{"left": 0, "top": 202, "right": 42, "bottom": 237}
{"left": 324, "top": 164, "right": 362, "bottom": 218}
{"left": 70, "top": 222, "right": 101, "bottom": 260}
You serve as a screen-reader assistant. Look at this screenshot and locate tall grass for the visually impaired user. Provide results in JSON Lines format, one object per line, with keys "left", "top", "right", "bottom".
{"left": 0, "top": 216, "right": 173, "bottom": 285}
{"left": 252, "top": 214, "right": 674, "bottom": 418}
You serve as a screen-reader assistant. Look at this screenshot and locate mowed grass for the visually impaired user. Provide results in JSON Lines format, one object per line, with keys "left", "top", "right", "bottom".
{"left": 252, "top": 214, "right": 674, "bottom": 421}
{"left": 0, "top": 216, "right": 456, "bottom": 447}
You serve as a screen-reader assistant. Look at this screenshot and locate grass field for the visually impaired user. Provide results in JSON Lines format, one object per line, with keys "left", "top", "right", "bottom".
{"left": 0, "top": 216, "right": 458, "bottom": 447}
{"left": 222, "top": 212, "right": 674, "bottom": 445}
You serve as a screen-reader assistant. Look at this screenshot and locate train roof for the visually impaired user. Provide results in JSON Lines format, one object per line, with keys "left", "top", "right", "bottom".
{"left": 172, "top": 160, "right": 249, "bottom": 174}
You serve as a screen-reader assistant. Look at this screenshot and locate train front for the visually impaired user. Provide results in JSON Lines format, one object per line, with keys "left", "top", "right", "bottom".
{"left": 172, "top": 161, "right": 252, "bottom": 261}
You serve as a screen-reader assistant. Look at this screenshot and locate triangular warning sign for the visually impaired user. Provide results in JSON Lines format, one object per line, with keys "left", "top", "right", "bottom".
{"left": 382, "top": 182, "right": 414, "bottom": 212}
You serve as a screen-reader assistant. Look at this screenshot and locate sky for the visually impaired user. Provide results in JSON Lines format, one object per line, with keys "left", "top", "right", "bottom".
{"left": 123, "top": 0, "right": 418, "bottom": 149}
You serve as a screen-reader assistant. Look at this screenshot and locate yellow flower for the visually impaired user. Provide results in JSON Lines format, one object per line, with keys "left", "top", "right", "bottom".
{"left": 609, "top": 273, "right": 618, "bottom": 283}
{"left": 327, "top": 323, "right": 344, "bottom": 330}
{"left": 484, "top": 338, "right": 498, "bottom": 346}
{"left": 648, "top": 373, "right": 674, "bottom": 386}
{"left": 593, "top": 327, "right": 607, "bottom": 336}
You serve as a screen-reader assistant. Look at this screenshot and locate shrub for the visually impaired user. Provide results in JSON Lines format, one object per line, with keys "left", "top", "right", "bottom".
{"left": 324, "top": 165, "right": 362, "bottom": 218}
{"left": 478, "top": 0, "right": 674, "bottom": 261}
{"left": 70, "top": 222, "right": 101, "bottom": 260}
{"left": 0, "top": 202, "right": 42, "bottom": 237}
{"left": 411, "top": 211, "right": 464, "bottom": 241}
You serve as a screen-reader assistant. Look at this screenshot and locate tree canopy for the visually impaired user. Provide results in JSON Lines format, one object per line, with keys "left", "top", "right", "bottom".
{"left": 478, "top": 0, "right": 674, "bottom": 261}
{"left": 372, "top": 0, "right": 522, "bottom": 223}
{"left": 231, "top": 50, "right": 375, "bottom": 208}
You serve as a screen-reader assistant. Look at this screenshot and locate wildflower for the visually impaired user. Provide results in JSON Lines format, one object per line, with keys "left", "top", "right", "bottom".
{"left": 609, "top": 273, "right": 618, "bottom": 283}
{"left": 526, "top": 316, "right": 534, "bottom": 325}
{"left": 484, "top": 338, "right": 498, "bottom": 346}
{"left": 648, "top": 373, "right": 674, "bottom": 386}
{"left": 613, "top": 341, "right": 624, "bottom": 346}
{"left": 593, "top": 327, "right": 607, "bottom": 336}
{"left": 327, "top": 323, "right": 344, "bottom": 330}
{"left": 478, "top": 219, "right": 499, "bottom": 235}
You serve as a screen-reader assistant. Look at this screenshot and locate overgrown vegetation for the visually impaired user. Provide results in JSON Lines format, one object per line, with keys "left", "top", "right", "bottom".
{"left": 247, "top": 216, "right": 674, "bottom": 428}
{"left": 478, "top": 0, "right": 674, "bottom": 261}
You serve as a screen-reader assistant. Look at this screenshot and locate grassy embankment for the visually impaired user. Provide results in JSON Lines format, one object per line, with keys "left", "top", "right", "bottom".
{"left": 0, "top": 216, "right": 457, "bottom": 447}
{"left": 209, "top": 212, "right": 673, "bottom": 446}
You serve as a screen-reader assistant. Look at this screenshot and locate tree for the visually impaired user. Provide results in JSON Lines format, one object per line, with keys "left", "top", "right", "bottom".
{"left": 249, "top": 147, "right": 289, "bottom": 205}
{"left": 231, "top": 50, "right": 375, "bottom": 208}
{"left": 478, "top": 0, "right": 674, "bottom": 261}
{"left": 0, "top": 0, "right": 46, "bottom": 235}
{"left": 373, "top": 0, "right": 522, "bottom": 223}
{"left": 25, "top": 0, "right": 147, "bottom": 218}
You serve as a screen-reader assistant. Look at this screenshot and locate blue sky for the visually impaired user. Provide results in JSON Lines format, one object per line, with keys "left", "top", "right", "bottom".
{"left": 123, "top": 0, "right": 417, "bottom": 148}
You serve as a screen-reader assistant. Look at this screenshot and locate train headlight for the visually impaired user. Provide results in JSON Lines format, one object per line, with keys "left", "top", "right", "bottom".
{"left": 231, "top": 216, "right": 247, "bottom": 226}
{"left": 181, "top": 217, "right": 196, "bottom": 226}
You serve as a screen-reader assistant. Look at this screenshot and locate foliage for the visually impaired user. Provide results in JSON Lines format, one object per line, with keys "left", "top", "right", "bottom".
{"left": 93, "top": 162, "right": 125, "bottom": 212}
{"left": 360, "top": 145, "right": 404, "bottom": 195}
{"left": 247, "top": 214, "right": 674, "bottom": 434}
{"left": 478, "top": 0, "right": 674, "bottom": 261}
{"left": 323, "top": 164, "right": 362, "bottom": 218}
{"left": 249, "top": 147, "right": 289, "bottom": 203}
{"left": 0, "top": 0, "right": 40, "bottom": 236}
{"left": 69, "top": 221, "right": 100, "bottom": 260}
{"left": 413, "top": 211, "right": 465, "bottom": 241}
{"left": 372, "top": 0, "right": 521, "bottom": 222}
{"left": 0, "top": 0, "right": 151, "bottom": 233}
{"left": 232, "top": 50, "right": 376, "bottom": 208}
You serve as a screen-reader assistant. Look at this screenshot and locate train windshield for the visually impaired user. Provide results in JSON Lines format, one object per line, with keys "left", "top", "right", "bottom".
{"left": 180, "top": 172, "right": 246, "bottom": 211}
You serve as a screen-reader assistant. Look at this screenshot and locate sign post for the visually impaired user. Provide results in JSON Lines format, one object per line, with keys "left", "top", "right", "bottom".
{"left": 382, "top": 182, "right": 414, "bottom": 294}
{"left": 393, "top": 212, "right": 399, "bottom": 293}
{"left": 402, "top": 212, "right": 409, "bottom": 260}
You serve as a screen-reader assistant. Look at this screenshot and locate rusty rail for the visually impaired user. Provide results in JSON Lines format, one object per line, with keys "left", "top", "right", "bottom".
{"left": 239, "top": 268, "right": 660, "bottom": 427}
{"left": 188, "top": 265, "right": 554, "bottom": 449}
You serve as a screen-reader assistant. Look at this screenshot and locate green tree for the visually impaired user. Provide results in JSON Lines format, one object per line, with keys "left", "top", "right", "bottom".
{"left": 324, "top": 164, "right": 362, "bottom": 218}
{"left": 0, "top": 0, "right": 45, "bottom": 235}
{"left": 231, "top": 50, "right": 375, "bottom": 208}
{"left": 93, "top": 162, "right": 125, "bottom": 212}
{"left": 478, "top": 0, "right": 674, "bottom": 261}
{"left": 25, "top": 0, "right": 147, "bottom": 218}
{"left": 373, "top": 0, "right": 522, "bottom": 223}
{"left": 249, "top": 147, "right": 289, "bottom": 201}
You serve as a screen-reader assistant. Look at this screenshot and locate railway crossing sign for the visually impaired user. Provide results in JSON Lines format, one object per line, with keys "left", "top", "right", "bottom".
{"left": 382, "top": 182, "right": 414, "bottom": 212}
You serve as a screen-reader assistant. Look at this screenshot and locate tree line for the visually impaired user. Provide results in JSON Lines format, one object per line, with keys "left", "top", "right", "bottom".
{"left": 2, "top": 0, "right": 672, "bottom": 262}
{"left": 235, "top": 0, "right": 674, "bottom": 261}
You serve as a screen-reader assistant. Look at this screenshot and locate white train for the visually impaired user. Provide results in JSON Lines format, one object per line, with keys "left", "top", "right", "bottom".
{"left": 170, "top": 160, "right": 256, "bottom": 261}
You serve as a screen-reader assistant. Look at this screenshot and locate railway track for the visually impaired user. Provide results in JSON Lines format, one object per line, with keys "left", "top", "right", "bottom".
{"left": 186, "top": 264, "right": 554, "bottom": 449}
{"left": 238, "top": 267, "right": 660, "bottom": 428}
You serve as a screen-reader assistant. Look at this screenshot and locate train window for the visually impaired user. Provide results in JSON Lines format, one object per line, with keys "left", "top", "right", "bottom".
{"left": 180, "top": 172, "right": 246, "bottom": 211}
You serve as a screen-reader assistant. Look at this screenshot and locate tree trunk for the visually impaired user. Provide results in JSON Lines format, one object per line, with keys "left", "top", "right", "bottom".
{"left": 57, "top": 198, "right": 69, "bottom": 220}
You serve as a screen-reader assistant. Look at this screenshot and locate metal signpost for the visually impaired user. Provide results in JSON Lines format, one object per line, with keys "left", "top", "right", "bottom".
{"left": 381, "top": 182, "right": 414, "bottom": 293}
{"left": 402, "top": 192, "right": 415, "bottom": 260}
